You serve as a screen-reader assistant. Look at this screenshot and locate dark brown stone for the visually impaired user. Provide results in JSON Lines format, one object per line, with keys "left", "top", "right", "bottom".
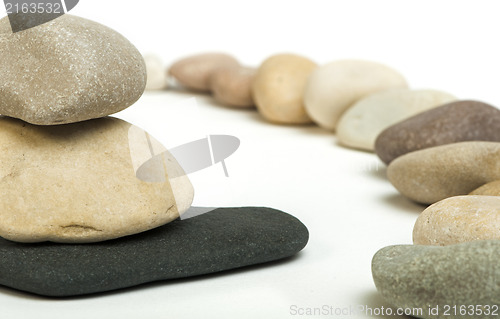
{"left": 375, "top": 100, "right": 500, "bottom": 164}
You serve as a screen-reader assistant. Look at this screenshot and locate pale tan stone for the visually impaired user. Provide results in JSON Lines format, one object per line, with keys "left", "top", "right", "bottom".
{"left": 252, "top": 54, "right": 317, "bottom": 124}
{"left": 144, "top": 54, "right": 168, "bottom": 91}
{"left": 169, "top": 53, "right": 239, "bottom": 91}
{"left": 337, "top": 89, "right": 456, "bottom": 151}
{"left": 387, "top": 142, "right": 500, "bottom": 204}
{"left": 0, "top": 117, "right": 193, "bottom": 243}
{"left": 210, "top": 66, "right": 255, "bottom": 107}
{"left": 0, "top": 15, "right": 146, "bottom": 125}
{"left": 413, "top": 195, "right": 500, "bottom": 246}
{"left": 470, "top": 180, "right": 500, "bottom": 196}
{"left": 303, "top": 60, "right": 408, "bottom": 130}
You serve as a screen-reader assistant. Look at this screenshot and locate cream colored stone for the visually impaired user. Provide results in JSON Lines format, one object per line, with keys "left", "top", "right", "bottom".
{"left": 144, "top": 54, "right": 168, "bottom": 91}
{"left": 470, "top": 180, "right": 500, "bottom": 196}
{"left": 0, "top": 117, "right": 193, "bottom": 243}
{"left": 413, "top": 195, "right": 500, "bottom": 246}
{"left": 169, "top": 53, "right": 239, "bottom": 91}
{"left": 0, "top": 15, "right": 146, "bottom": 125}
{"left": 337, "top": 89, "right": 456, "bottom": 151}
{"left": 387, "top": 142, "right": 500, "bottom": 204}
{"left": 252, "top": 54, "right": 317, "bottom": 124}
{"left": 303, "top": 60, "right": 408, "bottom": 130}
{"left": 210, "top": 66, "right": 255, "bottom": 107}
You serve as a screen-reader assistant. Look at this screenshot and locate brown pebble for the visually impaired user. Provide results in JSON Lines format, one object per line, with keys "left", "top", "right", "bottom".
{"left": 375, "top": 100, "right": 500, "bottom": 164}
{"left": 210, "top": 66, "right": 256, "bottom": 107}
{"left": 168, "top": 53, "right": 239, "bottom": 91}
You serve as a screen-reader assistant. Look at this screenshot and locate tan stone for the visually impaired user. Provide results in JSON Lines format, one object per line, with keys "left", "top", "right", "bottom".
{"left": 252, "top": 54, "right": 317, "bottom": 124}
{"left": 387, "top": 141, "right": 500, "bottom": 204}
{"left": 303, "top": 60, "right": 408, "bottom": 130}
{"left": 470, "top": 180, "right": 500, "bottom": 196}
{"left": 0, "top": 15, "right": 146, "bottom": 125}
{"left": 210, "top": 66, "right": 255, "bottom": 107}
{"left": 169, "top": 53, "right": 239, "bottom": 91}
{"left": 0, "top": 117, "right": 193, "bottom": 243}
{"left": 413, "top": 195, "right": 500, "bottom": 246}
{"left": 144, "top": 54, "right": 168, "bottom": 91}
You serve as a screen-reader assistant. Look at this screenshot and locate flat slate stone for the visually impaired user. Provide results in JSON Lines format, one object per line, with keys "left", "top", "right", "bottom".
{"left": 0, "top": 207, "right": 308, "bottom": 297}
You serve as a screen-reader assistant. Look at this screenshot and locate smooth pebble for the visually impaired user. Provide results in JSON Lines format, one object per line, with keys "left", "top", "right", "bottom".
{"left": 387, "top": 141, "right": 500, "bottom": 204}
{"left": 144, "top": 54, "right": 168, "bottom": 90}
{"left": 0, "top": 15, "right": 146, "bottom": 125}
{"left": 470, "top": 180, "right": 500, "bottom": 196}
{"left": 337, "top": 89, "right": 456, "bottom": 151}
{"left": 376, "top": 100, "right": 500, "bottom": 164}
{"left": 0, "top": 117, "right": 193, "bottom": 243}
{"left": 372, "top": 240, "right": 500, "bottom": 319}
{"left": 303, "top": 60, "right": 408, "bottom": 130}
{"left": 210, "top": 66, "right": 255, "bottom": 107}
{"left": 0, "top": 207, "right": 309, "bottom": 296}
{"left": 252, "top": 54, "right": 317, "bottom": 124}
{"left": 413, "top": 195, "right": 500, "bottom": 246}
{"left": 169, "top": 53, "right": 239, "bottom": 91}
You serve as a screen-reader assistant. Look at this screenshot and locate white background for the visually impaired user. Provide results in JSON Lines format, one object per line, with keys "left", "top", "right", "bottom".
{"left": 1, "top": 1, "right": 500, "bottom": 318}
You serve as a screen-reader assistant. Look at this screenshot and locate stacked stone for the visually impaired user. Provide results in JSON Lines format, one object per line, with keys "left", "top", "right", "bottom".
{"left": 0, "top": 16, "right": 308, "bottom": 297}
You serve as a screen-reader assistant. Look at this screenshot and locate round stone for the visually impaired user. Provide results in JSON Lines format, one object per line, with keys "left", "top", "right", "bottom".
{"left": 168, "top": 53, "right": 239, "bottom": 91}
{"left": 144, "top": 54, "right": 168, "bottom": 91}
{"left": 337, "top": 89, "right": 456, "bottom": 151}
{"left": 413, "top": 195, "right": 500, "bottom": 246}
{"left": 0, "top": 116, "right": 193, "bottom": 243}
{"left": 210, "top": 66, "right": 255, "bottom": 107}
{"left": 372, "top": 240, "right": 500, "bottom": 319}
{"left": 303, "top": 60, "right": 408, "bottom": 130}
{"left": 387, "top": 141, "right": 500, "bottom": 204}
{"left": 376, "top": 100, "right": 500, "bottom": 164}
{"left": 470, "top": 180, "right": 500, "bottom": 196}
{"left": 252, "top": 54, "right": 317, "bottom": 124}
{"left": 0, "top": 14, "right": 146, "bottom": 125}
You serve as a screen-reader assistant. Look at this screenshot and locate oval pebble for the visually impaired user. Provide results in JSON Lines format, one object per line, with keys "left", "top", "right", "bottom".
{"left": 0, "top": 15, "right": 146, "bottom": 125}
{"left": 413, "top": 195, "right": 500, "bottom": 246}
{"left": 387, "top": 141, "right": 500, "bottom": 204}
{"left": 168, "top": 53, "right": 239, "bottom": 91}
{"left": 372, "top": 240, "right": 500, "bottom": 319}
{"left": 210, "top": 66, "right": 255, "bottom": 107}
{"left": 0, "top": 116, "right": 193, "bottom": 243}
{"left": 376, "top": 100, "right": 500, "bottom": 164}
{"left": 470, "top": 180, "right": 500, "bottom": 196}
{"left": 144, "top": 54, "right": 168, "bottom": 91}
{"left": 303, "top": 60, "right": 408, "bottom": 130}
{"left": 252, "top": 54, "right": 317, "bottom": 124}
{"left": 337, "top": 89, "right": 456, "bottom": 151}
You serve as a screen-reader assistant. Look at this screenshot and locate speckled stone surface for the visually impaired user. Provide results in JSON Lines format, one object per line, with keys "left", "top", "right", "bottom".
{"left": 0, "top": 207, "right": 308, "bottom": 297}
{"left": 413, "top": 195, "right": 500, "bottom": 245}
{"left": 372, "top": 240, "right": 500, "bottom": 319}
{"left": 387, "top": 141, "right": 500, "bottom": 204}
{"left": 470, "top": 180, "right": 500, "bottom": 196}
{"left": 0, "top": 14, "right": 146, "bottom": 125}
{"left": 375, "top": 100, "right": 500, "bottom": 164}
{"left": 0, "top": 116, "right": 193, "bottom": 243}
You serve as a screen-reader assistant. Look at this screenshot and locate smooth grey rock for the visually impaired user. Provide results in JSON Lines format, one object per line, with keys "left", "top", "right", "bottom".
{"left": 0, "top": 207, "right": 308, "bottom": 297}
{"left": 0, "top": 14, "right": 146, "bottom": 125}
{"left": 372, "top": 240, "right": 500, "bottom": 319}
